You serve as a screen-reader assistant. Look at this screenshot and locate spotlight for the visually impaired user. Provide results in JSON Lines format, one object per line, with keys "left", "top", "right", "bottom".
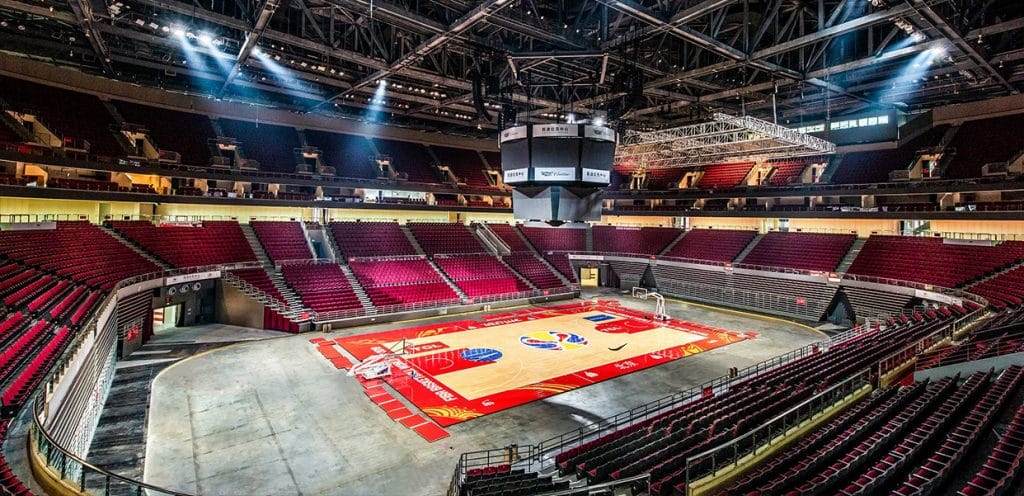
{"left": 197, "top": 32, "right": 213, "bottom": 45}
{"left": 593, "top": 116, "right": 606, "bottom": 127}
{"left": 171, "top": 26, "right": 185, "bottom": 37}
{"left": 378, "top": 79, "right": 387, "bottom": 87}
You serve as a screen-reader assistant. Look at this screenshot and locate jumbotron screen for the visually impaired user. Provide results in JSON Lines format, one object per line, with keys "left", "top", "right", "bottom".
{"left": 499, "top": 124, "right": 616, "bottom": 186}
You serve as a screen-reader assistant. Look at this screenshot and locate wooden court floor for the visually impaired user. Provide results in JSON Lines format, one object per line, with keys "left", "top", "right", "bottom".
{"left": 337, "top": 301, "right": 753, "bottom": 426}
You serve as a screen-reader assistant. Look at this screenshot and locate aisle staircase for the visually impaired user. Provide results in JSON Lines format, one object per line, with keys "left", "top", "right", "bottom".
{"left": 339, "top": 264, "right": 374, "bottom": 312}
{"left": 473, "top": 224, "right": 508, "bottom": 255}
{"left": 836, "top": 237, "right": 868, "bottom": 273}
{"left": 401, "top": 225, "right": 427, "bottom": 256}
{"left": 513, "top": 225, "right": 572, "bottom": 286}
{"left": 238, "top": 223, "right": 308, "bottom": 316}
{"left": 734, "top": 233, "right": 765, "bottom": 263}
{"left": 99, "top": 225, "right": 172, "bottom": 271}
{"left": 429, "top": 259, "right": 469, "bottom": 300}
{"left": 240, "top": 224, "right": 273, "bottom": 266}
{"left": 659, "top": 230, "right": 688, "bottom": 255}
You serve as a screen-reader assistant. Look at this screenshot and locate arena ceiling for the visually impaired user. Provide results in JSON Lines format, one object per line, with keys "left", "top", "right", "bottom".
{"left": 0, "top": 0, "right": 1021, "bottom": 136}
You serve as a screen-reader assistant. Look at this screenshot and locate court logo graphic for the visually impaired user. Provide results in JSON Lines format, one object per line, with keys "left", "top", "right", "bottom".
{"left": 519, "top": 331, "right": 589, "bottom": 351}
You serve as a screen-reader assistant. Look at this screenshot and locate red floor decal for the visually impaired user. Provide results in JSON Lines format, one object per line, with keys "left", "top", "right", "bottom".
{"left": 413, "top": 422, "right": 450, "bottom": 442}
{"left": 400, "top": 415, "right": 427, "bottom": 428}
{"left": 336, "top": 301, "right": 751, "bottom": 426}
{"left": 387, "top": 407, "right": 413, "bottom": 420}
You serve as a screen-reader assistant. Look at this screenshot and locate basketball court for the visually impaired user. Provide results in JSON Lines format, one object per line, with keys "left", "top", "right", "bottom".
{"left": 336, "top": 298, "right": 753, "bottom": 426}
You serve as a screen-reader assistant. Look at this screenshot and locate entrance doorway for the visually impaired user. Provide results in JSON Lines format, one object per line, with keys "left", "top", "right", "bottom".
{"left": 153, "top": 304, "right": 180, "bottom": 333}
{"left": 579, "top": 267, "right": 599, "bottom": 287}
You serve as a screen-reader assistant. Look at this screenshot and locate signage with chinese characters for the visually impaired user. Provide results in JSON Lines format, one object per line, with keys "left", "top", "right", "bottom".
{"left": 581, "top": 168, "right": 611, "bottom": 183}
{"left": 165, "top": 270, "right": 221, "bottom": 286}
{"left": 532, "top": 124, "right": 577, "bottom": 138}
{"left": 503, "top": 168, "right": 529, "bottom": 183}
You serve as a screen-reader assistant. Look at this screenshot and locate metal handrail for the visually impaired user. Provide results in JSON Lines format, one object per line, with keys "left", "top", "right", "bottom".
{"left": 447, "top": 259, "right": 991, "bottom": 491}
{"left": 29, "top": 410, "right": 192, "bottom": 496}
{"left": 682, "top": 368, "right": 873, "bottom": 490}
{"left": 19, "top": 261, "right": 275, "bottom": 496}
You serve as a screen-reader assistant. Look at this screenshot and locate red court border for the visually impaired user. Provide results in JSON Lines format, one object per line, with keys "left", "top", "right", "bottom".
{"left": 336, "top": 301, "right": 753, "bottom": 426}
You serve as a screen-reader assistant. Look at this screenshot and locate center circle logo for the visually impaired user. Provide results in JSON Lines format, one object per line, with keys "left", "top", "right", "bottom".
{"left": 520, "top": 331, "right": 589, "bottom": 351}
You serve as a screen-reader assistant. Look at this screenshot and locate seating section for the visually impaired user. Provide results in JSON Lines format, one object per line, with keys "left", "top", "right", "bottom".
{"left": 831, "top": 125, "right": 948, "bottom": 184}
{"left": 251, "top": 221, "right": 312, "bottom": 264}
{"left": 958, "top": 402, "right": 1024, "bottom": 495}
{"left": 349, "top": 258, "right": 458, "bottom": 307}
{"left": 329, "top": 221, "right": 417, "bottom": 258}
{"left": 541, "top": 310, "right": 959, "bottom": 496}
{"left": 1, "top": 419, "right": 33, "bottom": 494}
{"left": 219, "top": 119, "right": 301, "bottom": 173}
{"left": 0, "top": 221, "right": 159, "bottom": 291}
{"left": 461, "top": 467, "right": 569, "bottom": 496}
{"left": 613, "top": 167, "right": 682, "bottom": 190}
{"left": 730, "top": 366, "right": 1024, "bottom": 496}
{"left": 519, "top": 226, "right": 586, "bottom": 280}
{"left": 281, "top": 264, "right": 362, "bottom": 315}
{"left": 968, "top": 263, "right": 1024, "bottom": 309}
{"left": 486, "top": 224, "right": 532, "bottom": 252}
{"left": 303, "top": 130, "right": 381, "bottom": 180}
{"left": 591, "top": 226, "right": 681, "bottom": 255}
{"left": 740, "top": 232, "right": 855, "bottom": 272}
{"left": 373, "top": 139, "right": 438, "bottom": 183}
{"left": 944, "top": 114, "right": 1024, "bottom": 179}
{"left": 114, "top": 100, "right": 217, "bottom": 166}
{"left": 111, "top": 220, "right": 256, "bottom": 267}
{"left": 841, "top": 285, "right": 915, "bottom": 320}
{"left": 767, "top": 161, "right": 807, "bottom": 186}
{"left": 436, "top": 255, "right": 531, "bottom": 298}
{"left": 1, "top": 75, "right": 123, "bottom": 156}
{"left": 503, "top": 253, "right": 565, "bottom": 289}
{"left": 696, "top": 162, "right": 754, "bottom": 189}
{"left": 919, "top": 326, "right": 1024, "bottom": 370}
{"left": 48, "top": 177, "right": 124, "bottom": 192}
{"left": 0, "top": 222, "right": 161, "bottom": 416}
{"left": 432, "top": 146, "right": 494, "bottom": 189}
{"left": 662, "top": 229, "right": 756, "bottom": 263}
{"left": 653, "top": 264, "right": 839, "bottom": 320}
{"left": 519, "top": 226, "right": 586, "bottom": 253}
{"left": 229, "top": 268, "right": 285, "bottom": 302}
{"left": 407, "top": 223, "right": 485, "bottom": 255}
{"left": 847, "top": 236, "right": 1024, "bottom": 289}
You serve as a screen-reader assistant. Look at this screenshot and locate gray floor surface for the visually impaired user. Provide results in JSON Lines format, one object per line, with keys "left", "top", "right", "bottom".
{"left": 141, "top": 293, "right": 824, "bottom": 496}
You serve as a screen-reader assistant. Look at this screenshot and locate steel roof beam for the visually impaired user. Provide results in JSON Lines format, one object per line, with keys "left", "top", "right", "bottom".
{"left": 311, "top": 0, "right": 513, "bottom": 110}
{"left": 909, "top": 0, "right": 1016, "bottom": 94}
{"left": 67, "top": 0, "right": 115, "bottom": 74}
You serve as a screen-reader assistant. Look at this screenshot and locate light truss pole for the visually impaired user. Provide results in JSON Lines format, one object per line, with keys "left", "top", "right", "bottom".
{"left": 616, "top": 113, "right": 836, "bottom": 168}
{"left": 220, "top": 0, "right": 282, "bottom": 96}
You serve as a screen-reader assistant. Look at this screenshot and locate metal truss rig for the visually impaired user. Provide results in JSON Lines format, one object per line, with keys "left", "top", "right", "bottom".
{"left": 615, "top": 113, "right": 837, "bottom": 168}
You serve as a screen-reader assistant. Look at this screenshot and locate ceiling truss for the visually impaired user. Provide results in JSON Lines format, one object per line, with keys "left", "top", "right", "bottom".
{"left": 0, "top": 0, "right": 1020, "bottom": 135}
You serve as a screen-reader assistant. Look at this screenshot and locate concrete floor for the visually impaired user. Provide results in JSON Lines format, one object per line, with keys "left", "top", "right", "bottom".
{"left": 143, "top": 292, "right": 824, "bottom": 496}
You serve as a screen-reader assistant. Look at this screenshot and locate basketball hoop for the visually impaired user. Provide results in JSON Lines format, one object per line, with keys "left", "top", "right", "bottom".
{"left": 347, "top": 339, "right": 407, "bottom": 379}
{"left": 632, "top": 287, "right": 669, "bottom": 321}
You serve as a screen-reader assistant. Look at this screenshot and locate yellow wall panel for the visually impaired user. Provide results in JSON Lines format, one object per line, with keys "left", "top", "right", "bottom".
{"left": 788, "top": 218, "right": 899, "bottom": 236}
{"left": 930, "top": 220, "right": 1024, "bottom": 238}
{"left": 599, "top": 215, "right": 678, "bottom": 227}
{"left": 154, "top": 203, "right": 314, "bottom": 221}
